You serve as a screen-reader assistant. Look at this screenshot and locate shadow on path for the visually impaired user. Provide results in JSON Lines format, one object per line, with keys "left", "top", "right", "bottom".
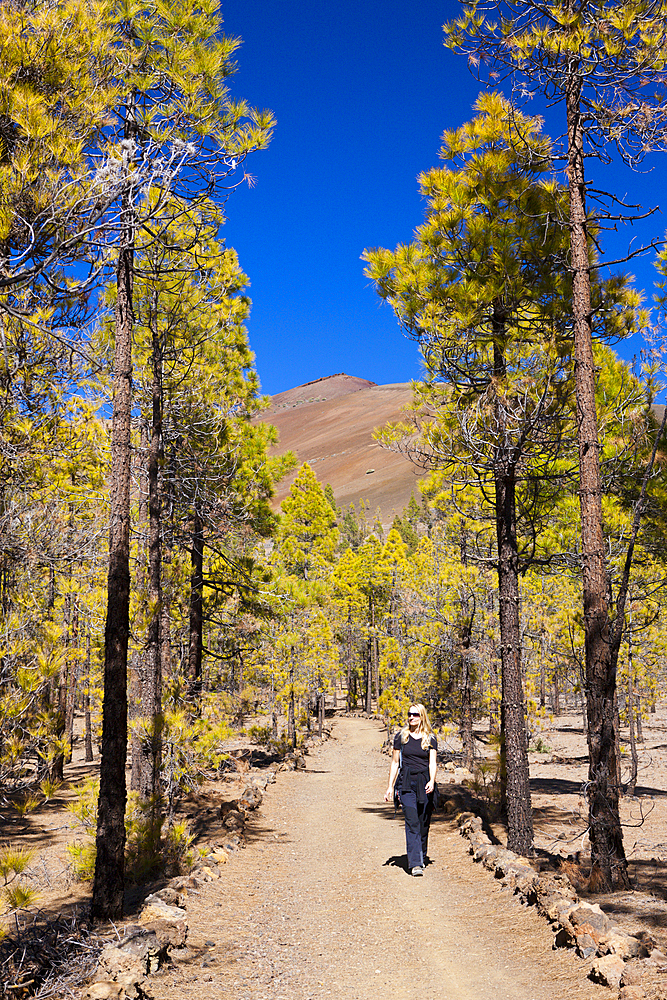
{"left": 382, "top": 854, "right": 410, "bottom": 874}
{"left": 530, "top": 776, "right": 585, "bottom": 796}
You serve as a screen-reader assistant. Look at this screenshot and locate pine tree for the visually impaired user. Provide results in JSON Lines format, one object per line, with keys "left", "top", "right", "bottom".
{"left": 277, "top": 464, "right": 339, "bottom": 581}
{"left": 364, "top": 92, "right": 649, "bottom": 855}
{"left": 444, "top": 0, "right": 667, "bottom": 892}
{"left": 364, "top": 95, "right": 575, "bottom": 853}
{"left": 92, "top": 1, "right": 274, "bottom": 920}
{"left": 0, "top": 0, "right": 120, "bottom": 309}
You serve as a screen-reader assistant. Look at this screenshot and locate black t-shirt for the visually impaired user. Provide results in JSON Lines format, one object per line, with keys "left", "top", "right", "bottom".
{"left": 393, "top": 731, "right": 437, "bottom": 775}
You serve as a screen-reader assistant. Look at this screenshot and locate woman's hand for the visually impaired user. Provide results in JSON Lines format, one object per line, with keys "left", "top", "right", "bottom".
{"left": 384, "top": 786, "right": 394, "bottom": 802}
{"left": 425, "top": 779, "right": 435, "bottom": 794}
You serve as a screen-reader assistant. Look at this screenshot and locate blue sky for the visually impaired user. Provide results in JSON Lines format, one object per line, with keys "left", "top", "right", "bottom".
{"left": 220, "top": 1, "right": 667, "bottom": 397}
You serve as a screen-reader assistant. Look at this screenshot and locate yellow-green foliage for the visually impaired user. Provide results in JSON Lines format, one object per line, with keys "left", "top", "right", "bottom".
{"left": 3, "top": 882, "right": 39, "bottom": 912}
{"left": 126, "top": 795, "right": 196, "bottom": 879}
{"left": 0, "top": 845, "right": 36, "bottom": 884}
{"left": 13, "top": 793, "right": 41, "bottom": 817}
{"left": 161, "top": 706, "right": 233, "bottom": 816}
{"left": 39, "top": 777, "right": 63, "bottom": 801}
{"left": 0, "top": 399, "right": 108, "bottom": 799}
{"left": 0, "top": 845, "right": 38, "bottom": 913}
{"left": 68, "top": 778, "right": 100, "bottom": 833}
{"left": 277, "top": 463, "right": 340, "bottom": 579}
{"left": 66, "top": 839, "right": 96, "bottom": 881}
{"left": 68, "top": 795, "right": 197, "bottom": 882}
{"left": 0, "top": 0, "right": 119, "bottom": 246}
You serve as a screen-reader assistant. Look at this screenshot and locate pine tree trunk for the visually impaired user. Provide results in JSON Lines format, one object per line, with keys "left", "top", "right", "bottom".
{"left": 138, "top": 286, "right": 163, "bottom": 801}
{"left": 52, "top": 591, "right": 72, "bottom": 781}
{"left": 64, "top": 492, "right": 78, "bottom": 766}
{"left": 459, "top": 531, "right": 475, "bottom": 770}
{"left": 579, "top": 664, "right": 587, "bottom": 732}
{"left": 160, "top": 451, "right": 175, "bottom": 688}
{"left": 460, "top": 645, "right": 475, "bottom": 771}
{"left": 129, "top": 651, "right": 142, "bottom": 792}
{"left": 346, "top": 605, "right": 353, "bottom": 712}
{"left": 614, "top": 689, "right": 622, "bottom": 791}
{"left": 565, "top": 60, "right": 628, "bottom": 891}
{"left": 553, "top": 670, "right": 560, "bottom": 717}
{"left": 188, "top": 509, "right": 204, "bottom": 695}
{"left": 318, "top": 683, "right": 324, "bottom": 739}
{"left": 495, "top": 467, "right": 533, "bottom": 855}
{"left": 92, "top": 168, "right": 134, "bottom": 919}
{"left": 365, "top": 608, "right": 372, "bottom": 714}
{"left": 288, "top": 647, "right": 296, "bottom": 748}
{"left": 65, "top": 658, "right": 79, "bottom": 767}
{"left": 493, "top": 335, "right": 533, "bottom": 856}
{"left": 365, "top": 593, "right": 373, "bottom": 713}
{"left": 627, "top": 635, "right": 638, "bottom": 797}
{"left": 130, "top": 425, "right": 149, "bottom": 793}
{"left": 84, "top": 631, "right": 93, "bottom": 762}
{"left": 487, "top": 557, "right": 500, "bottom": 736}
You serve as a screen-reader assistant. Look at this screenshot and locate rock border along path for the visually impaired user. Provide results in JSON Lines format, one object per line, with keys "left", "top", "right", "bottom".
{"left": 457, "top": 805, "right": 667, "bottom": 999}
{"left": 86, "top": 717, "right": 610, "bottom": 1000}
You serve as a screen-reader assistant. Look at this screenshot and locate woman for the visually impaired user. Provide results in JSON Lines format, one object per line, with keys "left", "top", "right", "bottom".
{"left": 384, "top": 703, "right": 437, "bottom": 876}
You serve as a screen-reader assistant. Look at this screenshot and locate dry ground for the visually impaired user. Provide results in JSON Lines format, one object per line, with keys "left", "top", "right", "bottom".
{"left": 145, "top": 715, "right": 607, "bottom": 1000}
{"left": 525, "top": 710, "right": 667, "bottom": 954}
{"left": 3, "top": 711, "right": 667, "bottom": 999}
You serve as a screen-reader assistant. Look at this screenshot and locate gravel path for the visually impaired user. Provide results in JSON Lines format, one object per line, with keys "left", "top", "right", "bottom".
{"left": 153, "top": 717, "right": 607, "bottom": 1000}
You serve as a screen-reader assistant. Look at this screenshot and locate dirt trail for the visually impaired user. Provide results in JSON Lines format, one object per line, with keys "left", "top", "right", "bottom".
{"left": 154, "top": 717, "right": 606, "bottom": 1000}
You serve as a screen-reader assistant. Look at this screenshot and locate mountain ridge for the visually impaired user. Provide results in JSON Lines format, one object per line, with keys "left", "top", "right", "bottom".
{"left": 263, "top": 374, "right": 422, "bottom": 525}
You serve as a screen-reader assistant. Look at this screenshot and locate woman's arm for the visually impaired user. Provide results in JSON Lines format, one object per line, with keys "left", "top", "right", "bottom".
{"left": 425, "top": 746, "right": 437, "bottom": 794}
{"left": 384, "top": 748, "right": 400, "bottom": 802}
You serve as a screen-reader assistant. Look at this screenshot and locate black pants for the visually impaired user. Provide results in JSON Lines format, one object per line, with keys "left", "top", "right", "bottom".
{"left": 400, "top": 787, "right": 434, "bottom": 869}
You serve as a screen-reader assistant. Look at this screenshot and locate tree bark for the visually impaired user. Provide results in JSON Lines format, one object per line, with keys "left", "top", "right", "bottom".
{"left": 130, "top": 423, "right": 149, "bottom": 793}
{"left": 138, "top": 284, "right": 163, "bottom": 800}
{"left": 486, "top": 547, "right": 500, "bottom": 737}
{"left": 553, "top": 669, "right": 560, "bottom": 717}
{"left": 346, "top": 604, "right": 353, "bottom": 712}
{"left": 627, "top": 633, "right": 638, "bottom": 797}
{"left": 187, "top": 508, "right": 204, "bottom": 695}
{"left": 288, "top": 646, "right": 296, "bottom": 748}
{"left": 495, "top": 466, "right": 533, "bottom": 855}
{"left": 84, "top": 631, "right": 93, "bottom": 763}
{"left": 493, "top": 335, "right": 533, "bottom": 856}
{"left": 459, "top": 531, "right": 475, "bottom": 770}
{"left": 52, "top": 589, "right": 72, "bottom": 781}
{"left": 318, "top": 682, "right": 324, "bottom": 739}
{"left": 565, "top": 59, "right": 628, "bottom": 890}
{"left": 129, "top": 651, "right": 142, "bottom": 792}
{"left": 92, "top": 165, "right": 134, "bottom": 919}
{"left": 365, "top": 599, "right": 372, "bottom": 714}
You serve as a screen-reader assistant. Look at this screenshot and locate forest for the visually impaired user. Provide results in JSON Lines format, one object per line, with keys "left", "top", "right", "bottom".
{"left": 2, "top": 0, "right": 667, "bottom": 935}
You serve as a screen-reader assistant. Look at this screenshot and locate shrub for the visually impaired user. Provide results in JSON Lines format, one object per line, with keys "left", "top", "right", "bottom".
{"left": 125, "top": 795, "right": 197, "bottom": 879}
{"left": 0, "top": 845, "right": 36, "bottom": 884}
{"left": 67, "top": 778, "right": 99, "bottom": 832}
{"left": 247, "top": 724, "right": 271, "bottom": 745}
{"left": 66, "top": 839, "right": 96, "bottom": 881}
{"left": 13, "top": 793, "right": 41, "bottom": 816}
{"left": 3, "top": 882, "right": 39, "bottom": 911}
{"left": 39, "top": 776, "right": 63, "bottom": 801}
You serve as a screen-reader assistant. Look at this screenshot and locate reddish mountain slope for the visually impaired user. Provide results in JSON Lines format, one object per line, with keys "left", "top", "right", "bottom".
{"left": 262, "top": 374, "right": 423, "bottom": 524}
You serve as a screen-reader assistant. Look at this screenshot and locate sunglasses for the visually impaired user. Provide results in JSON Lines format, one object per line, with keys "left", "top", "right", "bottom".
{"left": 408, "top": 711, "right": 420, "bottom": 717}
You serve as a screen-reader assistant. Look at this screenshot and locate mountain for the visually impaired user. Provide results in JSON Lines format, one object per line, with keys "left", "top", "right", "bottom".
{"left": 262, "top": 374, "right": 423, "bottom": 525}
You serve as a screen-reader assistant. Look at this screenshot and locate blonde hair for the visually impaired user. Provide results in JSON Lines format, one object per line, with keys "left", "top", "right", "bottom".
{"left": 400, "top": 703, "right": 433, "bottom": 750}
